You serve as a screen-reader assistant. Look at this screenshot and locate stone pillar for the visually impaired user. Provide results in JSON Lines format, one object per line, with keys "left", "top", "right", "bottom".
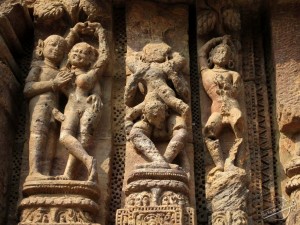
{"left": 271, "top": 2, "right": 300, "bottom": 224}
{"left": 197, "top": 0, "right": 251, "bottom": 224}
{"left": 116, "top": 1, "right": 195, "bottom": 224}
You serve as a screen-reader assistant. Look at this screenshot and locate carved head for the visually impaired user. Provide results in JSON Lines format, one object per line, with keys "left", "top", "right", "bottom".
{"left": 142, "top": 42, "right": 171, "bottom": 63}
{"left": 143, "top": 100, "right": 167, "bottom": 129}
{"left": 209, "top": 44, "right": 234, "bottom": 69}
{"left": 37, "top": 35, "right": 67, "bottom": 64}
{"left": 231, "top": 210, "right": 248, "bottom": 225}
{"left": 68, "top": 42, "right": 98, "bottom": 69}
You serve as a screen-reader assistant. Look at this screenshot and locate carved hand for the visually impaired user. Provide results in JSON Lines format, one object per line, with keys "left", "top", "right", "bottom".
{"left": 53, "top": 71, "right": 73, "bottom": 88}
{"left": 73, "top": 22, "right": 96, "bottom": 35}
{"left": 87, "top": 94, "right": 103, "bottom": 112}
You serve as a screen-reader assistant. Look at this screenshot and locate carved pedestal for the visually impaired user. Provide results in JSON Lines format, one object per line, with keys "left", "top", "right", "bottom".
{"left": 207, "top": 168, "right": 249, "bottom": 224}
{"left": 116, "top": 167, "right": 195, "bottom": 225}
{"left": 19, "top": 180, "right": 101, "bottom": 224}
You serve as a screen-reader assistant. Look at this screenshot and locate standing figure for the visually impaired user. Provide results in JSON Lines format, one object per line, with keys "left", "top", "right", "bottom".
{"left": 24, "top": 24, "right": 84, "bottom": 180}
{"left": 199, "top": 35, "right": 244, "bottom": 171}
{"left": 59, "top": 22, "right": 108, "bottom": 182}
{"left": 125, "top": 42, "right": 189, "bottom": 168}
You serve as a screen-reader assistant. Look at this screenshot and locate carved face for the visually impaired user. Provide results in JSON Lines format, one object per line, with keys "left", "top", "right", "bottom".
{"left": 43, "top": 35, "right": 66, "bottom": 63}
{"left": 142, "top": 196, "right": 150, "bottom": 206}
{"left": 68, "top": 42, "right": 97, "bottom": 69}
{"left": 232, "top": 211, "right": 248, "bottom": 225}
{"left": 211, "top": 44, "right": 232, "bottom": 68}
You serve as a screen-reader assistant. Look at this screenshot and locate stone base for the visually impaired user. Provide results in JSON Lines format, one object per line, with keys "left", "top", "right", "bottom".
{"left": 19, "top": 180, "right": 100, "bottom": 224}
{"left": 211, "top": 210, "right": 248, "bottom": 225}
{"left": 20, "top": 224, "right": 101, "bottom": 225}
{"left": 116, "top": 205, "right": 195, "bottom": 225}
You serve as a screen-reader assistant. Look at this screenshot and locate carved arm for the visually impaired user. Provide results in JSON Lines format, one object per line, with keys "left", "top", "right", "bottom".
{"left": 199, "top": 37, "right": 224, "bottom": 70}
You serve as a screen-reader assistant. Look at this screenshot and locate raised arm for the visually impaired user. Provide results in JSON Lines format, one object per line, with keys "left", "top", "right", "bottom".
{"left": 163, "top": 52, "right": 189, "bottom": 103}
{"left": 90, "top": 22, "right": 109, "bottom": 72}
{"left": 65, "top": 23, "right": 82, "bottom": 51}
{"left": 199, "top": 37, "right": 224, "bottom": 70}
{"left": 124, "top": 73, "right": 139, "bottom": 107}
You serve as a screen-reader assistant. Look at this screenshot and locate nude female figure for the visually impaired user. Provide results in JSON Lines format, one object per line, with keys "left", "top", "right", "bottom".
{"left": 24, "top": 24, "right": 84, "bottom": 180}
{"left": 199, "top": 36, "right": 243, "bottom": 171}
{"left": 58, "top": 22, "right": 108, "bottom": 182}
{"left": 125, "top": 42, "right": 189, "bottom": 168}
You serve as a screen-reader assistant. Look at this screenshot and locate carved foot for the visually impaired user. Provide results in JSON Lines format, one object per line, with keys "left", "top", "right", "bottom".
{"left": 53, "top": 175, "right": 71, "bottom": 180}
{"left": 135, "top": 162, "right": 171, "bottom": 169}
{"left": 224, "top": 158, "right": 239, "bottom": 171}
{"left": 25, "top": 173, "right": 52, "bottom": 182}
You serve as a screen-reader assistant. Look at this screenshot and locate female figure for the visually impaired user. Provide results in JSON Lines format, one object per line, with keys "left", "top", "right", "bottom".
{"left": 24, "top": 24, "right": 83, "bottom": 180}
{"left": 199, "top": 35, "right": 243, "bottom": 171}
{"left": 59, "top": 22, "right": 108, "bottom": 182}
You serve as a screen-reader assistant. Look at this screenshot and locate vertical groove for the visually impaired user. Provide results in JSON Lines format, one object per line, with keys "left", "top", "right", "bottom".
{"left": 108, "top": 7, "right": 127, "bottom": 225}
{"left": 189, "top": 5, "right": 208, "bottom": 224}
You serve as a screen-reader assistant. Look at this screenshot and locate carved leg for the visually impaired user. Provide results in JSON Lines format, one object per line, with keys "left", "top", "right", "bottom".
{"left": 164, "top": 128, "right": 187, "bottom": 163}
{"left": 60, "top": 131, "right": 97, "bottom": 182}
{"left": 158, "top": 85, "right": 189, "bottom": 119}
{"left": 205, "top": 138, "right": 224, "bottom": 170}
{"left": 43, "top": 123, "right": 58, "bottom": 176}
{"left": 28, "top": 132, "right": 48, "bottom": 177}
{"left": 130, "top": 127, "right": 169, "bottom": 167}
{"left": 63, "top": 154, "right": 78, "bottom": 180}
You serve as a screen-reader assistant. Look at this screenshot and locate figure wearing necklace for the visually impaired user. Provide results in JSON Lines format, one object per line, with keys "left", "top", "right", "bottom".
{"left": 199, "top": 35, "right": 244, "bottom": 171}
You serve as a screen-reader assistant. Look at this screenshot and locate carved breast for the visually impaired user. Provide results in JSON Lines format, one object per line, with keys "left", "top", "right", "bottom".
{"left": 75, "top": 72, "right": 97, "bottom": 92}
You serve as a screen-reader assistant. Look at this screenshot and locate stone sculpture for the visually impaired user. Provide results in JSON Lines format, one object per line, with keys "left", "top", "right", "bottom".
{"left": 125, "top": 42, "right": 189, "bottom": 168}
{"left": 19, "top": 21, "right": 108, "bottom": 225}
{"left": 200, "top": 36, "right": 249, "bottom": 225}
{"left": 59, "top": 22, "right": 108, "bottom": 182}
{"left": 116, "top": 42, "right": 194, "bottom": 225}
{"left": 199, "top": 35, "right": 243, "bottom": 172}
{"left": 23, "top": 23, "right": 85, "bottom": 180}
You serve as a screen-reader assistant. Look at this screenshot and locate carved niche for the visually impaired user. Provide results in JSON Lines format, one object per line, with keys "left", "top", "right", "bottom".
{"left": 116, "top": 2, "right": 195, "bottom": 225}
{"left": 197, "top": 0, "right": 250, "bottom": 223}
{"left": 18, "top": 1, "right": 111, "bottom": 224}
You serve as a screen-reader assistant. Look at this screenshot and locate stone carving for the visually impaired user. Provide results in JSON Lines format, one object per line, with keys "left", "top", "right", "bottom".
{"left": 24, "top": 21, "right": 107, "bottom": 182}
{"left": 199, "top": 35, "right": 243, "bottom": 172}
{"left": 59, "top": 22, "right": 108, "bottom": 182}
{"left": 197, "top": 0, "right": 241, "bottom": 36}
{"left": 211, "top": 210, "right": 248, "bottom": 225}
{"left": 20, "top": 21, "right": 108, "bottom": 224}
{"left": 24, "top": 24, "right": 81, "bottom": 180}
{"left": 125, "top": 42, "right": 189, "bottom": 168}
{"left": 200, "top": 36, "right": 249, "bottom": 224}
{"left": 25, "top": 0, "right": 108, "bottom": 25}
{"left": 116, "top": 41, "right": 194, "bottom": 224}
{"left": 207, "top": 168, "right": 249, "bottom": 225}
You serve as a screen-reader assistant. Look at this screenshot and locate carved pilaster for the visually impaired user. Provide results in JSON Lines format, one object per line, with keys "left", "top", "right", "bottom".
{"left": 116, "top": 1, "right": 195, "bottom": 224}
{"left": 197, "top": 1, "right": 251, "bottom": 224}
{"left": 271, "top": 2, "right": 300, "bottom": 225}
{"left": 18, "top": 1, "right": 113, "bottom": 224}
